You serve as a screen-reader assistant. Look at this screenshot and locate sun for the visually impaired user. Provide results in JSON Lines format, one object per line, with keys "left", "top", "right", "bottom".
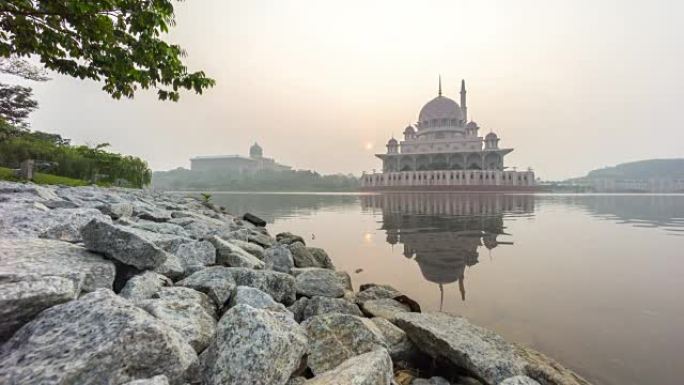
{"left": 364, "top": 142, "right": 374, "bottom": 150}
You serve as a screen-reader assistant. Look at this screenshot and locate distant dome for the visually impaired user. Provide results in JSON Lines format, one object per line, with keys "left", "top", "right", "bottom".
{"left": 249, "top": 142, "right": 263, "bottom": 158}
{"left": 485, "top": 132, "right": 498, "bottom": 140}
{"left": 466, "top": 121, "right": 479, "bottom": 129}
{"left": 387, "top": 138, "right": 398, "bottom": 146}
{"left": 419, "top": 96, "right": 462, "bottom": 123}
{"left": 403, "top": 125, "right": 415, "bottom": 134}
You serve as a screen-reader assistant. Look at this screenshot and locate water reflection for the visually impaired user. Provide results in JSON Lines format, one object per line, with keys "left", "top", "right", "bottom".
{"left": 361, "top": 194, "right": 534, "bottom": 309}
{"left": 540, "top": 195, "right": 684, "bottom": 234}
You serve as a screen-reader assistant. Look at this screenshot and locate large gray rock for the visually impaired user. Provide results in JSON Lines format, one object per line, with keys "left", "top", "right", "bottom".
{"left": 97, "top": 202, "right": 134, "bottom": 219}
{"left": 230, "top": 239, "right": 265, "bottom": 259}
{"left": 227, "top": 267, "right": 297, "bottom": 305}
{"left": 0, "top": 289, "right": 198, "bottom": 385}
{"left": 295, "top": 268, "right": 347, "bottom": 298}
{"left": 0, "top": 238, "right": 116, "bottom": 340}
{"left": 120, "top": 271, "right": 173, "bottom": 300}
{"left": 0, "top": 275, "right": 80, "bottom": 341}
{"left": 209, "top": 236, "right": 264, "bottom": 269}
{"left": 166, "top": 240, "right": 216, "bottom": 272}
{"left": 264, "top": 245, "right": 294, "bottom": 273}
{"left": 138, "top": 287, "right": 217, "bottom": 352}
{"left": 38, "top": 208, "right": 112, "bottom": 243}
{"left": 200, "top": 304, "right": 308, "bottom": 385}
{"left": 303, "top": 349, "right": 393, "bottom": 385}
{"left": 176, "top": 266, "right": 237, "bottom": 308}
{"left": 228, "top": 286, "right": 290, "bottom": 315}
{"left": 0, "top": 238, "right": 115, "bottom": 293}
{"left": 301, "top": 296, "right": 363, "bottom": 321}
{"left": 81, "top": 219, "right": 168, "bottom": 269}
{"left": 289, "top": 242, "right": 319, "bottom": 268}
{"left": 392, "top": 312, "right": 590, "bottom": 385}
{"left": 0, "top": 198, "right": 111, "bottom": 240}
{"left": 361, "top": 298, "right": 411, "bottom": 320}
{"left": 122, "top": 375, "right": 169, "bottom": 385}
{"left": 303, "top": 313, "right": 387, "bottom": 375}
{"left": 248, "top": 232, "right": 275, "bottom": 248}
{"left": 153, "top": 252, "right": 186, "bottom": 280}
{"left": 370, "top": 317, "right": 420, "bottom": 362}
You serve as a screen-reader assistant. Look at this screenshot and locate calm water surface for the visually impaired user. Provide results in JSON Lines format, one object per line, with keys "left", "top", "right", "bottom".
{"left": 210, "top": 192, "right": 684, "bottom": 385}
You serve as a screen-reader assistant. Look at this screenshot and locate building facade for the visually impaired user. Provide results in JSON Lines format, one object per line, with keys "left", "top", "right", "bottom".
{"left": 361, "top": 80, "right": 535, "bottom": 191}
{"left": 190, "top": 143, "right": 292, "bottom": 174}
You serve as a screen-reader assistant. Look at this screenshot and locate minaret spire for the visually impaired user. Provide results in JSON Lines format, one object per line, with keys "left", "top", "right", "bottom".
{"left": 438, "top": 75, "right": 442, "bottom": 96}
{"left": 460, "top": 79, "right": 468, "bottom": 122}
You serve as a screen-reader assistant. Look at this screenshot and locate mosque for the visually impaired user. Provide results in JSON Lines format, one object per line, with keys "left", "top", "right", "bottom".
{"left": 361, "top": 79, "right": 535, "bottom": 190}
{"left": 190, "top": 143, "right": 291, "bottom": 174}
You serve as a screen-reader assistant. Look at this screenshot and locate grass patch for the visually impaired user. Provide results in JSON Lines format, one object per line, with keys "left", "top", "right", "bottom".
{"left": 0, "top": 166, "right": 89, "bottom": 187}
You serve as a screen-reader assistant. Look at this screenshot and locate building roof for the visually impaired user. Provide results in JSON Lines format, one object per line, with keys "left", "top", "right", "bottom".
{"left": 190, "top": 155, "right": 255, "bottom": 161}
{"left": 419, "top": 95, "right": 463, "bottom": 123}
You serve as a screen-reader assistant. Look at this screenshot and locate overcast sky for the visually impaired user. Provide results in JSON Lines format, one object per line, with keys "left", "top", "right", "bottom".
{"left": 23, "top": 0, "right": 684, "bottom": 180}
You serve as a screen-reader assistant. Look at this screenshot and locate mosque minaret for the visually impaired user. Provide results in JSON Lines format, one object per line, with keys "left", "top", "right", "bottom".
{"left": 361, "top": 79, "right": 535, "bottom": 191}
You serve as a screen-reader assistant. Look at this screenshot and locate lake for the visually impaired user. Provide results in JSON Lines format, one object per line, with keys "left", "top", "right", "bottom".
{"left": 209, "top": 192, "right": 684, "bottom": 385}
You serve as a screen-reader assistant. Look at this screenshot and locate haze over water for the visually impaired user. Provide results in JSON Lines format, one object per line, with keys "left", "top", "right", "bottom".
{"left": 210, "top": 192, "right": 684, "bottom": 385}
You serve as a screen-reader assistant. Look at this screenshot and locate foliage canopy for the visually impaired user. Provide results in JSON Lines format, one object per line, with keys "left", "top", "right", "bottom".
{"left": 0, "top": 120, "right": 151, "bottom": 187}
{"left": 0, "top": 1, "right": 214, "bottom": 101}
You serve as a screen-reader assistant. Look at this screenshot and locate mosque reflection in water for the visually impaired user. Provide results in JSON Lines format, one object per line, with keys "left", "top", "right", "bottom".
{"left": 360, "top": 193, "right": 534, "bottom": 310}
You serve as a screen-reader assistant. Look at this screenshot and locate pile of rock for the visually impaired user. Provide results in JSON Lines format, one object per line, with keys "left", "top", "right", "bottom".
{"left": 0, "top": 181, "right": 591, "bottom": 385}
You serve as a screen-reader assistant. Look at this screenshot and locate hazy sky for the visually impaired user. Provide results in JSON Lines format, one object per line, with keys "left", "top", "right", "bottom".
{"left": 22, "top": 0, "right": 684, "bottom": 180}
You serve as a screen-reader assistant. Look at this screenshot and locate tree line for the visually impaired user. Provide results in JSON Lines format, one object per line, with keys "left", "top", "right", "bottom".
{"left": 152, "top": 168, "right": 359, "bottom": 192}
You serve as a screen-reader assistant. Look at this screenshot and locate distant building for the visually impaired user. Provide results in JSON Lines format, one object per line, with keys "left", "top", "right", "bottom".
{"left": 190, "top": 143, "right": 292, "bottom": 174}
{"left": 361, "top": 79, "right": 535, "bottom": 191}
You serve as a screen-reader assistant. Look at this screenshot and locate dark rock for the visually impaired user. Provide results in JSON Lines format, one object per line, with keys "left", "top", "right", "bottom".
{"left": 308, "top": 247, "right": 335, "bottom": 269}
{"left": 276, "top": 231, "right": 305, "bottom": 245}
{"left": 242, "top": 212, "right": 266, "bottom": 227}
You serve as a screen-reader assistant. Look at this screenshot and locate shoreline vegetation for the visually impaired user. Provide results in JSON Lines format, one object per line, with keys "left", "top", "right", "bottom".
{"left": 152, "top": 168, "right": 360, "bottom": 192}
{"left": 0, "top": 181, "right": 589, "bottom": 385}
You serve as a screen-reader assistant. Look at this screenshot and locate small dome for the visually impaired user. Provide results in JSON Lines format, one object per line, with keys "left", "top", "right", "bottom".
{"left": 466, "top": 121, "right": 479, "bottom": 129}
{"left": 249, "top": 142, "right": 263, "bottom": 158}
{"left": 418, "top": 95, "right": 462, "bottom": 123}
{"left": 387, "top": 138, "right": 398, "bottom": 146}
{"left": 485, "top": 132, "right": 498, "bottom": 140}
{"left": 403, "top": 125, "right": 415, "bottom": 134}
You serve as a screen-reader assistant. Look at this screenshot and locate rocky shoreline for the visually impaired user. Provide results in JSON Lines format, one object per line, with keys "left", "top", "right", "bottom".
{"left": 0, "top": 181, "right": 590, "bottom": 385}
